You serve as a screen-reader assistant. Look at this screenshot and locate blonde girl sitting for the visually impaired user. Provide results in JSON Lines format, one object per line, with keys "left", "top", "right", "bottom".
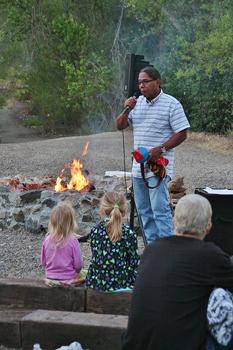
{"left": 41, "top": 201, "right": 84, "bottom": 286}
{"left": 86, "top": 192, "right": 139, "bottom": 292}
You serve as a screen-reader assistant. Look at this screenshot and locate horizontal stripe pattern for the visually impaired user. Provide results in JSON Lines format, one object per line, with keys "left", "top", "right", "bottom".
{"left": 128, "top": 90, "right": 190, "bottom": 178}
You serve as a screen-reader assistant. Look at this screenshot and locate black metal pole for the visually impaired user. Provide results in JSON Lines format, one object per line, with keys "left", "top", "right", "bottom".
{"left": 129, "top": 183, "right": 147, "bottom": 247}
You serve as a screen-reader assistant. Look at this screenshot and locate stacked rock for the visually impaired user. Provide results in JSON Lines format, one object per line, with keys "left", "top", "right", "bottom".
{"left": 168, "top": 176, "right": 187, "bottom": 210}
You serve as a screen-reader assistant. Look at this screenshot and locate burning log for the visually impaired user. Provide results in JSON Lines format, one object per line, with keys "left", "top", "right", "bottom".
{"left": 54, "top": 142, "right": 91, "bottom": 192}
{"left": 54, "top": 159, "right": 91, "bottom": 192}
{"left": 0, "top": 176, "right": 56, "bottom": 192}
{"left": 0, "top": 142, "right": 91, "bottom": 193}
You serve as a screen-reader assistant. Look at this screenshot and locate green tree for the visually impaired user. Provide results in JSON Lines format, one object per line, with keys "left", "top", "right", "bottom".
{"left": 0, "top": 0, "right": 123, "bottom": 132}
{"left": 1, "top": 0, "right": 232, "bottom": 134}
{"left": 123, "top": 0, "right": 233, "bottom": 134}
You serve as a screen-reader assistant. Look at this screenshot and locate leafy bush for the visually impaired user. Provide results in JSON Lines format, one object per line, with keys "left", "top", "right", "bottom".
{"left": 0, "top": 95, "right": 6, "bottom": 107}
{"left": 23, "top": 116, "right": 43, "bottom": 127}
{"left": 15, "top": 86, "right": 31, "bottom": 101}
{"left": 162, "top": 12, "right": 233, "bottom": 134}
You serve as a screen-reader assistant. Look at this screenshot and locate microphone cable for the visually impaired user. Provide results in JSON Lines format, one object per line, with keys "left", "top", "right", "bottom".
{"left": 121, "top": 92, "right": 140, "bottom": 198}
{"left": 120, "top": 97, "right": 147, "bottom": 246}
{"left": 122, "top": 128, "right": 128, "bottom": 199}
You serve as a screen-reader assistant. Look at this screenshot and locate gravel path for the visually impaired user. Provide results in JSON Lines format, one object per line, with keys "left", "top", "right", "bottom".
{"left": 0, "top": 105, "right": 42, "bottom": 144}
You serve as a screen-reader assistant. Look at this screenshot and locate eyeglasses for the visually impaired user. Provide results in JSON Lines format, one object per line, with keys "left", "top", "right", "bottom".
{"left": 138, "top": 79, "right": 155, "bottom": 85}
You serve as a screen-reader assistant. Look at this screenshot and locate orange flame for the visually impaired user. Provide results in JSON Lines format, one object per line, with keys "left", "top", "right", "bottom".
{"left": 54, "top": 143, "right": 90, "bottom": 192}
{"left": 82, "top": 142, "right": 89, "bottom": 157}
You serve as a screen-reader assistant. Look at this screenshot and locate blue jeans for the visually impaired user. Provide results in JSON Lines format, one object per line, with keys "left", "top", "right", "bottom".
{"left": 133, "top": 175, "right": 174, "bottom": 244}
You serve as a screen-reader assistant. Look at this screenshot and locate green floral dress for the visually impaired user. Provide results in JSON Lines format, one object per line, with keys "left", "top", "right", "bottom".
{"left": 86, "top": 219, "right": 139, "bottom": 292}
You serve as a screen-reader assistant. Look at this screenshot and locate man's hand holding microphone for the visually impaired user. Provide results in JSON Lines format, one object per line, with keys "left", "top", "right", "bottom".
{"left": 116, "top": 95, "right": 138, "bottom": 130}
{"left": 122, "top": 96, "right": 137, "bottom": 114}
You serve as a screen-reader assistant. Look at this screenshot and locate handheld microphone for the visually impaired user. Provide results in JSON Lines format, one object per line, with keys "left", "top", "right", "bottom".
{"left": 122, "top": 104, "right": 133, "bottom": 114}
{"left": 122, "top": 92, "right": 140, "bottom": 114}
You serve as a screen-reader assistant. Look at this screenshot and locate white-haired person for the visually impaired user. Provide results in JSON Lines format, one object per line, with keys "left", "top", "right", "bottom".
{"left": 122, "top": 194, "right": 233, "bottom": 350}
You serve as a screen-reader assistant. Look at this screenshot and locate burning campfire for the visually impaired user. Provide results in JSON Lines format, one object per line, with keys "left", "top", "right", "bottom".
{"left": 1, "top": 142, "right": 92, "bottom": 193}
{"left": 55, "top": 142, "right": 91, "bottom": 192}
{"left": 55, "top": 159, "right": 90, "bottom": 192}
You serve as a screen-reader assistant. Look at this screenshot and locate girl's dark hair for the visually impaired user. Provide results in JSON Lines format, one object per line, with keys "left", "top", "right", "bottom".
{"left": 140, "top": 66, "right": 161, "bottom": 80}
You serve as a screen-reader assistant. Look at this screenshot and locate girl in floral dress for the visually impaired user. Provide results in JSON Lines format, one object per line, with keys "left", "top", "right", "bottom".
{"left": 86, "top": 192, "right": 139, "bottom": 292}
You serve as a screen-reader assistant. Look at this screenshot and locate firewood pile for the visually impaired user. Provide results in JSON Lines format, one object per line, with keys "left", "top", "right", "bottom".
{"left": 168, "top": 176, "right": 187, "bottom": 210}
{"left": 0, "top": 176, "right": 56, "bottom": 191}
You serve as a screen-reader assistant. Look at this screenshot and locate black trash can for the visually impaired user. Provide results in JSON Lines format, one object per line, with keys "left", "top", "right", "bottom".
{"left": 195, "top": 188, "right": 233, "bottom": 255}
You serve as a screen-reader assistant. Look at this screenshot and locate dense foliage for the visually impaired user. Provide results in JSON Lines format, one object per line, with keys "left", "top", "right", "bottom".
{"left": 0, "top": 0, "right": 232, "bottom": 134}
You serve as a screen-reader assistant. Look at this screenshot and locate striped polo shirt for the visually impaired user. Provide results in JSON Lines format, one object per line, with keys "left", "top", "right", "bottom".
{"left": 128, "top": 90, "right": 190, "bottom": 178}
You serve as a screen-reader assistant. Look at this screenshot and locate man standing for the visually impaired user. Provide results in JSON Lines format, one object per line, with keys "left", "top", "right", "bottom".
{"left": 121, "top": 194, "right": 233, "bottom": 350}
{"left": 116, "top": 66, "right": 190, "bottom": 244}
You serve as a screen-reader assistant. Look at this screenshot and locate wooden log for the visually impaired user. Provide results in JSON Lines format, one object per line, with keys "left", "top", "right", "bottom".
{"left": 0, "top": 309, "right": 31, "bottom": 348}
{"left": 21, "top": 309, "right": 128, "bottom": 350}
{"left": 0, "top": 278, "right": 85, "bottom": 312}
{"left": 86, "top": 289, "right": 132, "bottom": 315}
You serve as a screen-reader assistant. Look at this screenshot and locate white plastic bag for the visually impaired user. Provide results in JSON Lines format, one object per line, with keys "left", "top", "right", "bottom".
{"left": 55, "top": 341, "right": 84, "bottom": 350}
{"left": 32, "top": 344, "right": 42, "bottom": 350}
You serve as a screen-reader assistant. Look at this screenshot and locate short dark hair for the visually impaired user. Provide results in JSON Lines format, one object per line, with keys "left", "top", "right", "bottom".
{"left": 140, "top": 66, "right": 161, "bottom": 80}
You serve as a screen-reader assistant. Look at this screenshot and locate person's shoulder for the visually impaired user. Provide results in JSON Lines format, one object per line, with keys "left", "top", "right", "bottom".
{"left": 135, "top": 95, "right": 146, "bottom": 106}
{"left": 69, "top": 235, "right": 79, "bottom": 243}
{"left": 189, "top": 239, "right": 230, "bottom": 262}
{"left": 90, "top": 220, "right": 103, "bottom": 229}
{"left": 122, "top": 223, "right": 130, "bottom": 230}
{"left": 204, "top": 240, "right": 228, "bottom": 255}
{"left": 90, "top": 220, "right": 107, "bottom": 235}
{"left": 42, "top": 233, "right": 51, "bottom": 244}
{"left": 122, "top": 223, "right": 134, "bottom": 235}
{"left": 62, "top": 235, "right": 78, "bottom": 248}
{"left": 137, "top": 95, "right": 145, "bottom": 102}
{"left": 203, "top": 241, "right": 233, "bottom": 268}
{"left": 143, "top": 236, "right": 171, "bottom": 253}
{"left": 160, "top": 91, "right": 181, "bottom": 105}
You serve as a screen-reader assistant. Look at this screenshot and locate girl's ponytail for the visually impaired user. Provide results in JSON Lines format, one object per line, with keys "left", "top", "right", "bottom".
{"left": 100, "top": 192, "right": 127, "bottom": 242}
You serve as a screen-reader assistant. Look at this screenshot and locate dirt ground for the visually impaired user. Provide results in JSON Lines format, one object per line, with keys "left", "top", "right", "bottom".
{"left": 0, "top": 103, "right": 44, "bottom": 144}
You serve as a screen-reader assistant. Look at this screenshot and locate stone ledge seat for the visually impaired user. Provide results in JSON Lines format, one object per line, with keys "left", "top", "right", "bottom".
{"left": 0, "top": 278, "right": 132, "bottom": 349}
{"left": 0, "top": 278, "right": 132, "bottom": 315}
{"left": 22, "top": 309, "right": 128, "bottom": 350}
{"left": 0, "top": 308, "right": 31, "bottom": 348}
{"left": 0, "top": 308, "right": 128, "bottom": 350}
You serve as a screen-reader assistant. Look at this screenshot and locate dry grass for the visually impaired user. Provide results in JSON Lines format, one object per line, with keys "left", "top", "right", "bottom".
{"left": 188, "top": 131, "right": 233, "bottom": 155}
